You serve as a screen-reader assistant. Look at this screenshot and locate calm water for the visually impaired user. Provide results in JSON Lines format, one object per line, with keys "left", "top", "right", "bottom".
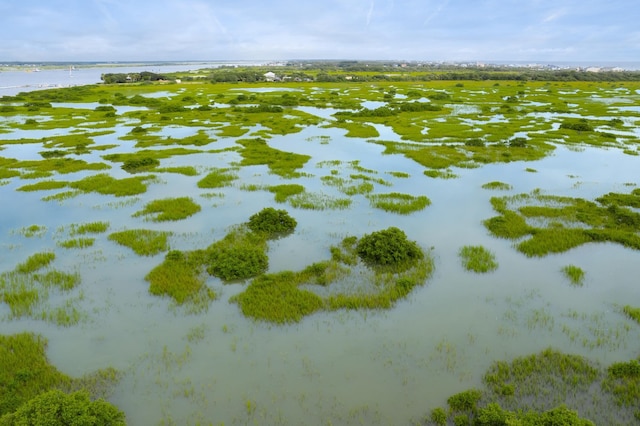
{"left": 1, "top": 92, "right": 640, "bottom": 425}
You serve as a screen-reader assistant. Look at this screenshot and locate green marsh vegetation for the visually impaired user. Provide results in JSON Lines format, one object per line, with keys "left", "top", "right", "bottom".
{"left": 196, "top": 167, "right": 238, "bottom": 188}
{"left": 367, "top": 192, "right": 431, "bottom": 214}
{"left": 458, "top": 245, "right": 498, "bottom": 273}
{"left": 485, "top": 188, "right": 640, "bottom": 256}
{"left": 0, "top": 332, "right": 123, "bottom": 423}
{"left": 423, "top": 347, "right": 640, "bottom": 425}
{"left": 561, "top": 264, "right": 585, "bottom": 287}
{"left": 108, "top": 229, "right": 172, "bottom": 256}
{"left": 236, "top": 137, "right": 311, "bottom": 178}
{"left": 481, "top": 181, "right": 513, "bottom": 191}
{"left": 0, "top": 252, "right": 82, "bottom": 325}
{"left": 133, "top": 196, "right": 201, "bottom": 222}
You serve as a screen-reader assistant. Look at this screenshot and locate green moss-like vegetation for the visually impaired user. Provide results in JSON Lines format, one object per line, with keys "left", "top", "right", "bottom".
{"left": 266, "top": 184, "right": 305, "bottom": 202}
{"left": 14, "top": 252, "right": 56, "bottom": 274}
{"left": 0, "top": 333, "right": 122, "bottom": 421}
{"left": 197, "top": 167, "right": 237, "bottom": 188}
{"left": 367, "top": 192, "right": 430, "bottom": 214}
{"left": 484, "top": 189, "right": 640, "bottom": 256}
{"left": 69, "top": 221, "right": 109, "bottom": 235}
{"left": 108, "top": 229, "right": 171, "bottom": 256}
{"left": 133, "top": 197, "right": 201, "bottom": 222}
{"left": 459, "top": 245, "right": 498, "bottom": 273}
{"left": 57, "top": 238, "right": 95, "bottom": 249}
{"left": 16, "top": 180, "right": 69, "bottom": 192}
{"left": 121, "top": 157, "right": 160, "bottom": 173}
{"left": 622, "top": 305, "right": 640, "bottom": 324}
{"left": 69, "top": 173, "right": 155, "bottom": 197}
{"left": 562, "top": 264, "right": 585, "bottom": 287}
{"left": 482, "top": 181, "right": 513, "bottom": 190}
{"left": 236, "top": 137, "right": 311, "bottom": 178}
{"left": 206, "top": 228, "right": 269, "bottom": 281}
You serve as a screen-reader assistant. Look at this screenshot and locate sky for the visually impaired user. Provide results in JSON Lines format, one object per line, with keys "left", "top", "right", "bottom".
{"left": 1, "top": 0, "right": 638, "bottom": 64}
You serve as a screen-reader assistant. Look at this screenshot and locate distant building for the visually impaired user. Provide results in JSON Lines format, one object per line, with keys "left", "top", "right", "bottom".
{"left": 264, "top": 71, "right": 277, "bottom": 81}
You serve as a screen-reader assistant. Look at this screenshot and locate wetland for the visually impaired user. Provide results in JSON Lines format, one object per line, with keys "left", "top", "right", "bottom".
{"left": 1, "top": 65, "right": 640, "bottom": 425}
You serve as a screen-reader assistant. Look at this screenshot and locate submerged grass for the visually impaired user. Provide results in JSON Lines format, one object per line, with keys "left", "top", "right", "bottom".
{"left": 367, "top": 192, "right": 431, "bottom": 214}
{"left": 57, "top": 238, "right": 95, "bottom": 249}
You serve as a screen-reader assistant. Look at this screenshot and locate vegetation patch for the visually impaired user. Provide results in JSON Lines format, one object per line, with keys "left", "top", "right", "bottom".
{"left": 356, "top": 227, "right": 423, "bottom": 270}
{"left": 562, "top": 264, "right": 585, "bottom": 287}
{"left": 133, "top": 197, "right": 201, "bottom": 222}
{"left": 121, "top": 157, "right": 160, "bottom": 173}
{"left": 108, "top": 229, "right": 171, "bottom": 256}
{"left": 57, "top": 238, "right": 95, "bottom": 249}
{"left": 70, "top": 173, "right": 155, "bottom": 197}
{"left": 197, "top": 167, "right": 237, "bottom": 188}
{"left": 1, "top": 253, "right": 82, "bottom": 325}
{"left": 484, "top": 189, "right": 640, "bottom": 256}
{"left": 236, "top": 137, "right": 311, "bottom": 178}
{"left": 69, "top": 221, "right": 109, "bottom": 235}
{"left": 0, "top": 333, "right": 122, "bottom": 421}
{"left": 206, "top": 228, "right": 269, "bottom": 281}
{"left": 287, "top": 191, "right": 352, "bottom": 210}
{"left": 459, "top": 245, "right": 498, "bottom": 273}
{"left": 482, "top": 181, "right": 513, "bottom": 190}
{"left": 622, "top": 305, "right": 640, "bottom": 324}
{"left": 246, "top": 207, "right": 297, "bottom": 237}
{"left": 266, "top": 183, "right": 305, "bottom": 202}
{"left": 367, "top": 192, "right": 431, "bottom": 214}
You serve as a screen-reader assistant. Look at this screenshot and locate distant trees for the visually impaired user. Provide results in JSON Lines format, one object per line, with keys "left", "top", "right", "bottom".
{"left": 101, "top": 72, "right": 167, "bottom": 84}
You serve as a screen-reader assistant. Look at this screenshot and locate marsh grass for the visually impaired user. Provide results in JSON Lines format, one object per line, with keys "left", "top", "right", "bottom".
{"left": 197, "top": 168, "right": 237, "bottom": 188}
{"left": 155, "top": 166, "right": 199, "bottom": 176}
{"left": 108, "top": 229, "right": 171, "bottom": 256}
{"left": 482, "top": 181, "right": 513, "bottom": 190}
{"left": 236, "top": 137, "right": 311, "bottom": 178}
{"left": 69, "top": 221, "right": 109, "bottom": 235}
{"left": 57, "top": 238, "right": 95, "bottom": 249}
{"left": 14, "top": 225, "right": 47, "bottom": 238}
{"left": 16, "top": 180, "right": 69, "bottom": 192}
{"left": 622, "top": 306, "right": 640, "bottom": 324}
{"left": 266, "top": 184, "right": 305, "bottom": 202}
{"left": 70, "top": 173, "right": 155, "bottom": 197}
{"left": 561, "top": 265, "right": 585, "bottom": 287}
{"left": 1, "top": 253, "right": 82, "bottom": 324}
{"left": 133, "top": 197, "right": 201, "bottom": 222}
{"left": 367, "top": 192, "right": 431, "bottom": 214}
{"left": 459, "top": 245, "right": 498, "bottom": 273}
{"left": 485, "top": 189, "right": 640, "bottom": 256}
{"left": 424, "top": 169, "right": 459, "bottom": 179}
{"left": 287, "top": 191, "right": 352, "bottom": 210}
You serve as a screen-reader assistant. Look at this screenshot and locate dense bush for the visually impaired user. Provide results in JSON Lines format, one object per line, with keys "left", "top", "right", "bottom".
{"left": 207, "top": 245, "right": 268, "bottom": 281}
{"left": 247, "top": 207, "right": 297, "bottom": 236}
{"left": 0, "top": 390, "right": 125, "bottom": 426}
{"left": 356, "top": 227, "right": 423, "bottom": 268}
{"left": 121, "top": 157, "right": 160, "bottom": 173}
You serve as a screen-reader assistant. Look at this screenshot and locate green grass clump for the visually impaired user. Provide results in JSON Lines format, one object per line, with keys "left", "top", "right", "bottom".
{"left": 266, "top": 184, "right": 305, "bottom": 202}
{"left": 70, "top": 173, "right": 153, "bottom": 197}
{"left": 197, "top": 168, "right": 237, "bottom": 188}
{"left": 133, "top": 197, "right": 201, "bottom": 222}
{"left": 16, "top": 180, "right": 69, "bottom": 192}
{"left": 0, "top": 333, "right": 71, "bottom": 416}
{"left": 108, "top": 229, "right": 171, "bottom": 256}
{"left": 459, "top": 245, "right": 498, "bottom": 273}
{"left": 15, "top": 225, "right": 47, "bottom": 238}
{"left": 356, "top": 227, "right": 423, "bottom": 270}
{"left": 233, "top": 272, "right": 324, "bottom": 323}
{"left": 69, "top": 221, "right": 109, "bottom": 235}
{"left": 121, "top": 157, "right": 160, "bottom": 173}
{"left": 602, "top": 359, "right": 640, "bottom": 408}
{"left": 485, "top": 189, "right": 640, "bottom": 256}
{"left": 367, "top": 192, "right": 431, "bottom": 214}
{"left": 0, "top": 332, "right": 123, "bottom": 419}
{"left": 246, "top": 207, "right": 297, "bottom": 236}
{"left": 482, "top": 181, "right": 513, "bottom": 190}
{"left": 622, "top": 305, "right": 640, "bottom": 324}
{"left": 15, "top": 252, "right": 56, "bottom": 274}
{"left": 562, "top": 264, "right": 585, "bottom": 287}
{"left": 236, "top": 137, "right": 311, "bottom": 178}
{"left": 287, "top": 191, "right": 352, "bottom": 210}
{"left": 155, "top": 166, "right": 198, "bottom": 176}
{"left": 206, "top": 228, "right": 268, "bottom": 281}
{"left": 57, "top": 238, "right": 95, "bottom": 249}
{"left": 146, "top": 250, "right": 216, "bottom": 309}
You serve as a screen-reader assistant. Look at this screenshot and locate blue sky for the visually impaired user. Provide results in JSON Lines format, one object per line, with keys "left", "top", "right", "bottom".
{"left": 1, "top": 0, "right": 637, "bottom": 63}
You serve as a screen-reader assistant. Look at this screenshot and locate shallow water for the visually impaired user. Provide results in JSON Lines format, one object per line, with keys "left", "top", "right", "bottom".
{"left": 1, "top": 83, "right": 640, "bottom": 425}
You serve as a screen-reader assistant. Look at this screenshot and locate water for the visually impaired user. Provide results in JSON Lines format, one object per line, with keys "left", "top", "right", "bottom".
{"left": 1, "top": 84, "right": 640, "bottom": 425}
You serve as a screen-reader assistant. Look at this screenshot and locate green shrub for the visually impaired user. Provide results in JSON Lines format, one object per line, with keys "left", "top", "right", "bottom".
{"left": 207, "top": 245, "right": 268, "bottom": 281}
{"left": 356, "top": 227, "right": 423, "bottom": 269}
{"left": 121, "top": 157, "right": 159, "bottom": 173}
{"left": 246, "top": 207, "right": 297, "bottom": 236}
